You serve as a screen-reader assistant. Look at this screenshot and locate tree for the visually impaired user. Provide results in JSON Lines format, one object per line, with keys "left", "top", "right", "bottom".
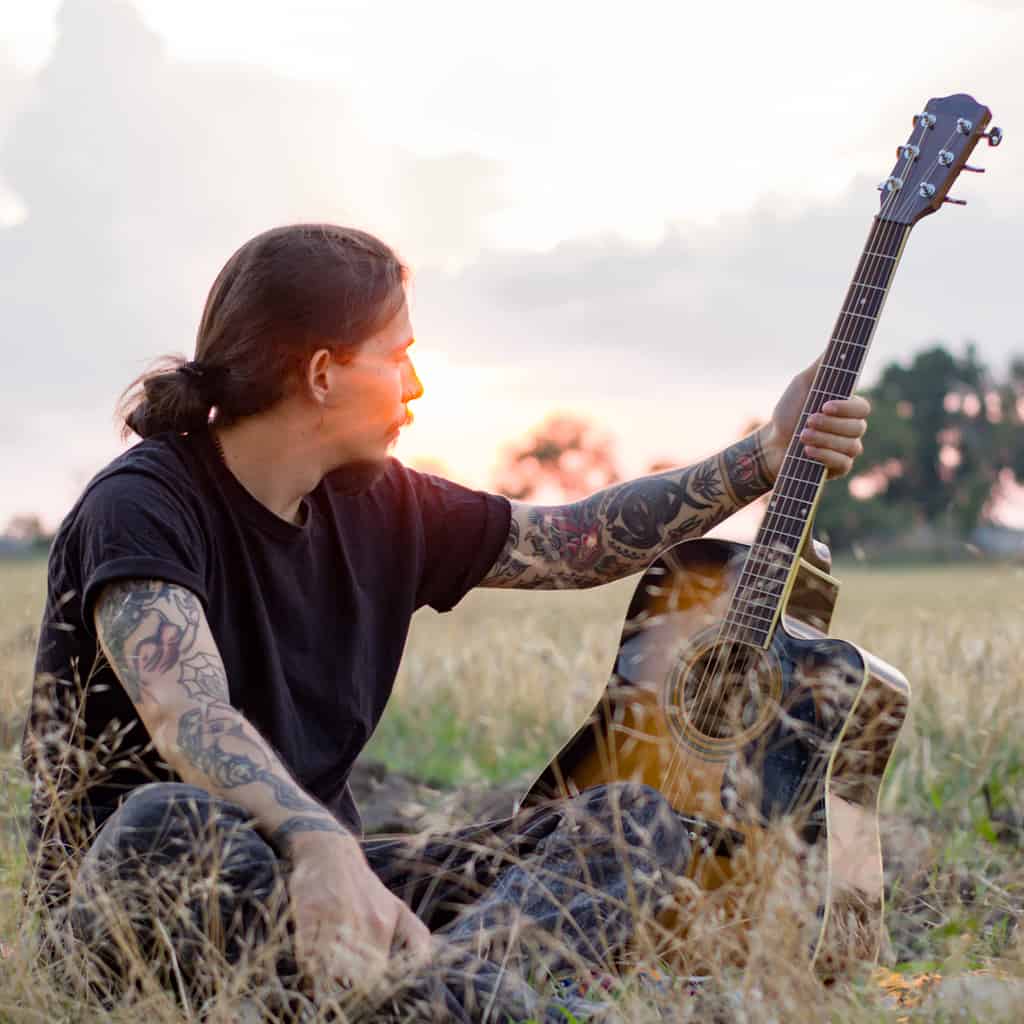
{"left": 815, "top": 343, "right": 1024, "bottom": 549}
{"left": 1, "top": 514, "right": 53, "bottom": 554}
{"left": 492, "top": 413, "right": 621, "bottom": 502}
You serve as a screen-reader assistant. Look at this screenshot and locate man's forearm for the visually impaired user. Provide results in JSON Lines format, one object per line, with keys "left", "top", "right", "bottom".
{"left": 165, "top": 700, "right": 346, "bottom": 852}
{"left": 490, "top": 427, "right": 774, "bottom": 590}
{"left": 94, "top": 580, "right": 347, "bottom": 853}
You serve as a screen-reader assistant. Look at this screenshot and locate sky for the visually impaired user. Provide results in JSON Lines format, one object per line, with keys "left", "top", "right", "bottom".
{"left": 0, "top": 0, "right": 1022, "bottom": 531}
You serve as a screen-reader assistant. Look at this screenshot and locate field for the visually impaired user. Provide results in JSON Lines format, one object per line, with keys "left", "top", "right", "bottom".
{"left": 1, "top": 557, "right": 1022, "bottom": 1020}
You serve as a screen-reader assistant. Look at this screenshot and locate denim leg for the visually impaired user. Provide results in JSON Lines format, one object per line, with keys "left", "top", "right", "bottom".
{"left": 66, "top": 782, "right": 289, "bottom": 1001}
{"left": 442, "top": 783, "right": 692, "bottom": 976}
{"left": 363, "top": 783, "right": 691, "bottom": 1022}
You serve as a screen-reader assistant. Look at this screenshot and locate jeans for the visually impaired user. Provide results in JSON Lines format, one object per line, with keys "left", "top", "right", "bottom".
{"left": 58, "top": 781, "right": 692, "bottom": 1022}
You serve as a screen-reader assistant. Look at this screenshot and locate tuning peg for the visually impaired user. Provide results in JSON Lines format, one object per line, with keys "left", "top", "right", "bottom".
{"left": 983, "top": 126, "right": 1003, "bottom": 147}
{"left": 943, "top": 196, "right": 967, "bottom": 206}
{"left": 962, "top": 164, "right": 986, "bottom": 173}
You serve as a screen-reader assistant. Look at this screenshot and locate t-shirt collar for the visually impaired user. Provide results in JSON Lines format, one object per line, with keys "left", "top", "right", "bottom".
{"left": 193, "top": 428, "right": 314, "bottom": 542}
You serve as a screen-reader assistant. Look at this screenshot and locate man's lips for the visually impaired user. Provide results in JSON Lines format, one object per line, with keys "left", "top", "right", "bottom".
{"left": 389, "top": 412, "right": 414, "bottom": 437}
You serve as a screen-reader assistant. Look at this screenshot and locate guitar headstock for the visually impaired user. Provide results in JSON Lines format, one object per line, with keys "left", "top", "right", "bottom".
{"left": 878, "top": 93, "right": 1001, "bottom": 225}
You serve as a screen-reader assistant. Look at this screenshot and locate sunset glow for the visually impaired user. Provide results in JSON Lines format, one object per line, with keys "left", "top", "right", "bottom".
{"left": 0, "top": 1, "right": 1021, "bottom": 529}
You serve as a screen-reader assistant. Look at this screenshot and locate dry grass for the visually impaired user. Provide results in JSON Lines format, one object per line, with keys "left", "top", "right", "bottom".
{"left": 1, "top": 556, "right": 1023, "bottom": 1021}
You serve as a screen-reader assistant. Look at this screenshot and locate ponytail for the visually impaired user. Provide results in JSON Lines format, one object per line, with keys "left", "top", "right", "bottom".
{"left": 119, "top": 358, "right": 225, "bottom": 440}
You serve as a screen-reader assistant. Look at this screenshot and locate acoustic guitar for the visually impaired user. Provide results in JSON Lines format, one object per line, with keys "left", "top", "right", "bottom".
{"left": 525, "top": 93, "right": 1002, "bottom": 973}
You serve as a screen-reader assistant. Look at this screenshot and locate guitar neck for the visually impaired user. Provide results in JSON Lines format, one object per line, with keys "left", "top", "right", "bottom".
{"left": 724, "top": 216, "right": 912, "bottom": 646}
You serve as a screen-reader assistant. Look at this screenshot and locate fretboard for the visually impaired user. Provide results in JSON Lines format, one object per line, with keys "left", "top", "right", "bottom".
{"left": 722, "top": 216, "right": 912, "bottom": 646}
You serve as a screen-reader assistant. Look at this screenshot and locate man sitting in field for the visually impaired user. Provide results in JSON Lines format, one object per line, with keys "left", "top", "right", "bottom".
{"left": 23, "top": 224, "right": 869, "bottom": 1020}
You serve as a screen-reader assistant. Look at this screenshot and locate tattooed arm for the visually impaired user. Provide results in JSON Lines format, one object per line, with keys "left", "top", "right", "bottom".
{"left": 93, "top": 580, "right": 343, "bottom": 848}
{"left": 480, "top": 427, "right": 774, "bottom": 590}
{"left": 480, "top": 362, "right": 871, "bottom": 590}
{"left": 93, "top": 580, "right": 431, "bottom": 976}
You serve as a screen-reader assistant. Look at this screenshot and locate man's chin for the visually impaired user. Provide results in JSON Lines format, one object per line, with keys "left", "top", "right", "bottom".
{"left": 324, "top": 455, "right": 392, "bottom": 495}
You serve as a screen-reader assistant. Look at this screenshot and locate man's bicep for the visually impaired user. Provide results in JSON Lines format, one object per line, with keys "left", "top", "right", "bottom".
{"left": 478, "top": 501, "right": 567, "bottom": 589}
{"left": 93, "top": 579, "right": 228, "bottom": 714}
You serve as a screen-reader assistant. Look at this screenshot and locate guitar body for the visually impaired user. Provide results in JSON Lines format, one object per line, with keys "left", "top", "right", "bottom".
{"left": 525, "top": 536, "right": 910, "bottom": 972}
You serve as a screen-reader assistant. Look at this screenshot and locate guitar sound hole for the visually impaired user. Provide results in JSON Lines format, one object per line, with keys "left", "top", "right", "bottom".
{"left": 682, "top": 642, "right": 775, "bottom": 741}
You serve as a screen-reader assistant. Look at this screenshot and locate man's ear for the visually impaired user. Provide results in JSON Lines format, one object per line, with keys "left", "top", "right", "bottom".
{"left": 306, "top": 348, "right": 335, "bottom": 406}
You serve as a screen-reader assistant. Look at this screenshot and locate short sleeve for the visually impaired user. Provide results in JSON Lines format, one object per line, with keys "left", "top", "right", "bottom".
{"left": 409, "top": 469, "right": 511, "bottom": 613}
{"left": 74, "top": 470, "right": 210, "bottom": 631}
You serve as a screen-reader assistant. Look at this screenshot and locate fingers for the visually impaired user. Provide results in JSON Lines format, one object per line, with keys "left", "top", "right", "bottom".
{"left": 801, "top": 444, "right": 860, "bottom": 477}
{"left": 819, "top": 395, "right": 871, "bottom": 422}
{"left": 394, "top": 905, "right": 433, "bottom": 965}
{"left": 292, "top": 902, "right": 395, "bottom": 983}
{"left": 798, "top": 396, "right": 869, "bottom": 478}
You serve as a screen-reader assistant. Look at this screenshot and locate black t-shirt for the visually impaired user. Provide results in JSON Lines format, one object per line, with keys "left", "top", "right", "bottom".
{"left": 24, "top": 429, "right": 510, "bottom": 885}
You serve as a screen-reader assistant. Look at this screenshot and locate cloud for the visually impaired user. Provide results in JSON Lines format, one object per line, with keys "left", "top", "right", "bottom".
{"left": 0, "top": 0, "right": 505, "bottom": 524}
{"left": 1, "top": 0, "right": 1020, "bottom": 526}
{"left": 417, "top": 182, "right": 1023, "bottom": 395}
{"left": 0, "top": 0, "right": 502, "bottom": 413}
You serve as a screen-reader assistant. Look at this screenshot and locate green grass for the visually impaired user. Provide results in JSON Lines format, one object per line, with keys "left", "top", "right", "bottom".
{"left": 1, "top": 556, "right": 1022, "bottom": 1020}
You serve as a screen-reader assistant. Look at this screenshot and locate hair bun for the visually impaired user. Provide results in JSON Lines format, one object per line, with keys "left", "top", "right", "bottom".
{"left": 176, "top": 360, "right": 228, "bottom": 403}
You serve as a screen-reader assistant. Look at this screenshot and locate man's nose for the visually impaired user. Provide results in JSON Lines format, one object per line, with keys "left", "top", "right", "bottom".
{"left": 403, "top": 360, "right": 424, "bottom": 403}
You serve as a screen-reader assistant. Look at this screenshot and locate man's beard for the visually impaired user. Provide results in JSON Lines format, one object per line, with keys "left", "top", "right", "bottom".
{"left": 324, "top": 456, "right": 391, "bottom": 495}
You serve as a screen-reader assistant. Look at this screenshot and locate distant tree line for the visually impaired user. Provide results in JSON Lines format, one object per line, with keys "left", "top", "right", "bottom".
{"left": 0, "top": 514, "right": 53, "bottom": 556}
{"left": 816, "top": 343, "right": 1024, "bottom": 550}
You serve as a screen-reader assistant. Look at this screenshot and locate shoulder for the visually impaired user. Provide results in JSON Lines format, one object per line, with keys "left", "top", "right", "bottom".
{"left": 55, "top": 433, "right": 207, "bottom": 548}
{"left": 78, "top": 433, "right": 201, "bottom": 510}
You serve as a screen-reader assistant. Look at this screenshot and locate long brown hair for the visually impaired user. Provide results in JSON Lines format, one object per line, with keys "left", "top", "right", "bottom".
{"left": 119, "top": 224, "right": 407, "bottom": 439}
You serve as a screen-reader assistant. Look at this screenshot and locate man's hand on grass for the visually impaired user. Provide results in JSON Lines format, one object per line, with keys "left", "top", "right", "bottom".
{"left": 286, "top": 829, "right": 432, "bottom": 984}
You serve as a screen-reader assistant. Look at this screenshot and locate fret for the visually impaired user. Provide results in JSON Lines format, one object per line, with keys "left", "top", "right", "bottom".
{"left": 838, "top": 310, "right": 877, "bottom": 322}
{"left": 723, "top": 606, "right": 775, "bottom": 628}
{"left": 845, "top": 285, "right": 888, "bottom": 318}
{"left": 721, "top": 613, "right": 767, "bottom": 631}
{"left": 738, "top": 553, "right": 797, "bottom": 577}
{"left": 770, "top": 474, "right": 822, "bottom": 495}
{"left": 740, "top": 575, "right": 786, "bottom": 596}
{"left": 744, "top": 547, "right": 799, "bottom": 571}
{"left": 762, "top": 506, "right": 813, "bottom": 527}
{"left": 818, "top": 363, "right": 858, "bottom": 380}
{"left": 720, "top": 622, "right": 769, "bottom": 643}
{"left": 745, "top": 552, "right": 798, "bottom": 577}
{"left": 850, "top": 281, "right": 886, "bottom": 292}
{"left": 734, "top": 576, "right": 786, "bottom": 601}
{"left": 829, "top": 337, "right": 868, "bottom": 348}
{"left": 733, "top": 578, "right": 786, "bottom": 602}
{"left": 729, "top": 593, "right": 774, "bottom": 614}
{"left": 808, "top": 386, "right": 847, "bottom": 401}
{"left": 752, "top": 524, "right": 805, "bottom": 546}
{"left": 779, "top": 454, "right": 827, "bottom": 471}
{"left": 862, "top": 249, "right": 897, "bottom": 260}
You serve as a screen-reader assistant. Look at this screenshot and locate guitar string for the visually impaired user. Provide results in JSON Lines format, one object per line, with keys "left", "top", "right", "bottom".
{"left": 677, "top": 195, "right": 913, "bottom": 769}
{"left": 662, "top": 216, "right": 900, "bottom": 811}
{"left": 665, "top": 119, "right": 957, "bottom": 813}
{"left": 737, "top": 121, "right": 958, "bottom": 622}
{"left": 679, "top": 122, "right": 959, "bottom": 805}
{"left": 698, "top": 122, "right": 955, "bottom": 747}
{"left": 711, "top": 123, "right": 951, "bottom": 644}
{"left": 664, "top": 119, "right": 952, "bottom": 809}
{"left": 720, "top": 120, "right": 957, "bottom": 641}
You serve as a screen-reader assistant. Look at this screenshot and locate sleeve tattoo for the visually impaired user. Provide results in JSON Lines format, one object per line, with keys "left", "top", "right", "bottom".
{"left": 94, "top": 580, "right": 343, "bottom": 848}
{"left": 481, "top": 429, "right": 775, "bottom": 590}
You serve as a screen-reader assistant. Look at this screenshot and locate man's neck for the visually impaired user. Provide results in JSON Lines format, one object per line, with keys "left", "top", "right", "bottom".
{"left": 212, "top": 410, "right": 324, "bottom": 525}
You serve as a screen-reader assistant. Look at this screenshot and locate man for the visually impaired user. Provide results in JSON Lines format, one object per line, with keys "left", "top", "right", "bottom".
{"left": 24, "top": 223, "right": 869, "bottom": 1020}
